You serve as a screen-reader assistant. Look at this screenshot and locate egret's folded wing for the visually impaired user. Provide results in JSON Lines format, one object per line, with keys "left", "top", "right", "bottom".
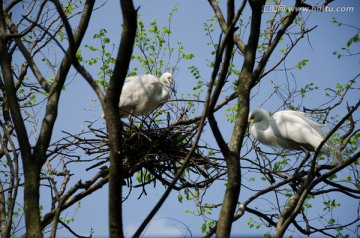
{"left": 119, "top": 81, "right": 141, "bottom": 108}
{"left": 119, "top": 78, "right": 154, "bottom": 107}
{"left": 279, "top": 110, "right": 325, "bottom": 129}
{"left": 272, "top": 111, "right": 326, "bottom": 150}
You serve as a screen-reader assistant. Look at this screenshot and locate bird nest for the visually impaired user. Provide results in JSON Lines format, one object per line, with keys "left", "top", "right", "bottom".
{"left": 64, "top": 117, "right": 217, "bottom": 190}
{"left": 121, "top": 121, "right": 201, "bottom": 181}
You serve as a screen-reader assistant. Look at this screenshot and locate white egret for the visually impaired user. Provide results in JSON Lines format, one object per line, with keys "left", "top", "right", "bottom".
{"left": 105, "top": 72, "right": 172, "bottom": 118}
{"left": 248, "top": 108, "right": 331, "bottom": 154}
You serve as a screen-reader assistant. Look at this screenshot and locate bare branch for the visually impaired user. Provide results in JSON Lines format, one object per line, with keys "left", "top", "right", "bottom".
{"left": 4, "top": 13, "right": 50, "bottom": 92}
{"left": 253, "top": 0, "right": 302, "bottom": 84}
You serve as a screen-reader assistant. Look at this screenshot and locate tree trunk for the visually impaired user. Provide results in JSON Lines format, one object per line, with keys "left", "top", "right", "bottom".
{"left": 215, "top": 0, "right": 265, "bottom": 236}
{"left": 1, "top": 7, "right": 43, "bottom": 237}
{"left": 106, "top": 1, "right": 137, "bottom": 237}
{"left": 215, "top": 153, "right": 241, "bottom": 237}
{"left": 23, "top": 162, "right": 43, "bottom": 238}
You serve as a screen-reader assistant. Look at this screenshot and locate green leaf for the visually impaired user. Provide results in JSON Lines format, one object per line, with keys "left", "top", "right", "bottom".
{"left": 177, "top": 193, "right": 183, "bottom": 203}
{"left": 103, "top": 37, "right": 110, "bottom": 44}
{"left": 328, "top": 218, "right": 336, "bottom": 225}
{"left": 201, "top": 223, "right": 207, "bottom": 233}
{"left": 296, "top": 59, "right": 309, "bottom": 70}
{"left": 76, "top": 50, "right": 83, "bottom": 62}
{"left": 248, "top": 217, "right": 254, "bottom": 229}
{"left": 194, "top": 188, "right": 199, "bottom": 200}
{"left": 264, "top": 232, "right": 272, "bottom": 238}
{"left": 346, "top": 32, "right": 359, "bottom": 47}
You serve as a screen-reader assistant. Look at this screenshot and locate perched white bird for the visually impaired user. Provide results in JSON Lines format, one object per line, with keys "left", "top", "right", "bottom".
{"left": 248, "top": 108, "right": 330, "bottom": 154}
{"left": 117, "top": 72, "right": 172, "bottom": 118}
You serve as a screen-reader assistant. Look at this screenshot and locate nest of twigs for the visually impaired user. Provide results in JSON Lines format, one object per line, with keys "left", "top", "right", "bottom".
{"left": 122, "top": 122, "right": 200, "bottom": 178}
{"left": 74, "top": 118, "right": 215, "bottom": 189}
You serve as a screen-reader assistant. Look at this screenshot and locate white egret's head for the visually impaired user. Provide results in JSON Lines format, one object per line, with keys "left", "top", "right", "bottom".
{"left": 160, "top": 72, "right": 173, "bottom": 84}
{"left": 248, "top": 108, "right": 268, "bottom": 125}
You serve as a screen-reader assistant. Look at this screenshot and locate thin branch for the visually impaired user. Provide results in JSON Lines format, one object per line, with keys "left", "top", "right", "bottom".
{"left": 4, "top": 13, "right": 50, "bottom": 92}
{"left": 5, "top": 1, "right": 48, "bottom": 39}
{"left": 260, "top": 25, "right": 317, "bottom": 80}
{"left": 58, "top": 220, "right": 92, "bottom": 238}
{"left": 253, "top": 0, "right": 302, "bottom": 84}
{"left": 208, "top": 0, "right": 246, "bottom": 53}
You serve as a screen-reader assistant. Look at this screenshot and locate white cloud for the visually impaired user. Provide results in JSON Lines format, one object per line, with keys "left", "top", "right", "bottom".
{"left": 125, "top": 217, "right": 188, "bottom": 237}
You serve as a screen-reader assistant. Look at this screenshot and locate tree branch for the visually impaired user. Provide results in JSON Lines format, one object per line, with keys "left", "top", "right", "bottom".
{"left": 34, "top": 0, "right": 95, "bottom": 163}
{"left": 253, "top": 0, "right": 302, "bottom": 85}
{"left": 103, "top": 1, "right": 137, "bottom": 237}
{"left": 4, "top": 12, "right": 50, "bottom": 92}
{"left": 208, "top": 0, "right": 246, "bottom": 53}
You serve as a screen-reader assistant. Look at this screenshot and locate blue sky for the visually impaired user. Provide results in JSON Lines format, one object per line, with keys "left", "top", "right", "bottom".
{"left": 11, "top": 0, "right": 358, "bottom": 237}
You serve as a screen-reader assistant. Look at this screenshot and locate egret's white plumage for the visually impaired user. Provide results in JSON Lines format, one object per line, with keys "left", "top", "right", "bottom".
{"left": 248, "top": 108, "right": 330, "bottom": 154}
{"left": 117, "top": 72, "right": 172, "bottom": 118}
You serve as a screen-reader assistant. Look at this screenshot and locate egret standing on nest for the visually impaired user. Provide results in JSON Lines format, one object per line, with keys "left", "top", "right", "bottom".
{"left": 107, "top": 72, "right": 173, "bottom": 118}
{"left": 248, "top": 108, "right": 331, "bottom": 154}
